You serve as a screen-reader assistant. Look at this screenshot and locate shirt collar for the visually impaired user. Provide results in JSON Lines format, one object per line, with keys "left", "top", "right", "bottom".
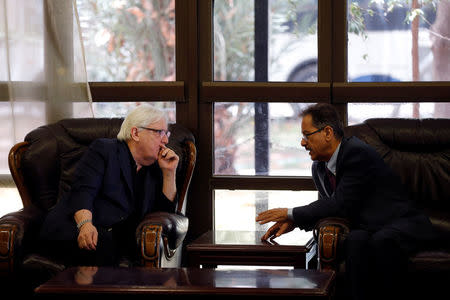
{"left": 326, "top": 142, "right": 341, "bottom": 176}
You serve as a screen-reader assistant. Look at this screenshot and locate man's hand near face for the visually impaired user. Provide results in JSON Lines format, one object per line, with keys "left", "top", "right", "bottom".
{"left": 158, "top": 146, "right": 179, "bottom": 172}
{"left": 158, "top": 146, "right": 179, "bottom": 201}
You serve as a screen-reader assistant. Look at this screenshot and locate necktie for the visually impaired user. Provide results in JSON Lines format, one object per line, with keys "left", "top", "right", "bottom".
{"left": 326, "top": 168, "right": 336, "bottom": 192}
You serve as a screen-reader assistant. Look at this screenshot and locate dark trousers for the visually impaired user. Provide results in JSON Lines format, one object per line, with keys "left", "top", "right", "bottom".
{"left": 39, "top": 218, "right": 139, "bottom": 267}
{"left": 344, "top": 228, "right": 412, "bottom": 300}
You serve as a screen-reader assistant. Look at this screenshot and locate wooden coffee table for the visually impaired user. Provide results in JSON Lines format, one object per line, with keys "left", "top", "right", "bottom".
{"left": 34, "top": 266, "right": 335, "bottom": 298}
{"left": 186, "top": 229, "right": 316, "bottom": 269}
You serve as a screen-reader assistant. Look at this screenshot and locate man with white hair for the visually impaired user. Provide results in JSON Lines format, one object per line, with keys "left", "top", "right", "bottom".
{"left": 39, "top": 104, "right": 179, "bottom": 266}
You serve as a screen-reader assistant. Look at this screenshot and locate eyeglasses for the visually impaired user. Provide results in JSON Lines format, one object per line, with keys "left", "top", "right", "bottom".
{"left": 302, "top": 127, "right": 325, "bottom": 141}
{"left": 139, "top": 127, "right": 171, "bottom": 138}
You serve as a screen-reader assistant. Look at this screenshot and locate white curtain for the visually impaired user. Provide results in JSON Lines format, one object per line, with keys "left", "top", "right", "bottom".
{"left": 0, "top": 0, "right": 93, "bottom": 214}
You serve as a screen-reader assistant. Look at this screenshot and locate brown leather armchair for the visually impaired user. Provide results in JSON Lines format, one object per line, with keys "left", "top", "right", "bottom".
{"left": 0, "top": 118, "right": 196, "bottom": 291}
{"left": 314, "top": 118, "right": 450, "bottom": 298}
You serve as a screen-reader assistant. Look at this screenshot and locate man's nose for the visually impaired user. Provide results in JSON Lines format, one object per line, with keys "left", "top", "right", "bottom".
{"left": 301, "top": 138, "right": 307, "bottom": 147}
{"left": 161, "top": 135, "right": 169, "bottom": 144}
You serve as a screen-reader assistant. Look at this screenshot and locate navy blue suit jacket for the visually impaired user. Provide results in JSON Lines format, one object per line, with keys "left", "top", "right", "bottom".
{"left": 40, "top": 138, "right": 176, "bottom": 241}
{"left": 292, "top": 136, "right": 433, "bottom": 242}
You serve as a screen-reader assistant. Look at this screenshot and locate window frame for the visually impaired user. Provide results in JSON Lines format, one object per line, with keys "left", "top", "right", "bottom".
{"left": 195, "top": 0, "right": 334, "bottom": 235}
{"left": 194, "top": 0, "right": 450, "bottom": 235}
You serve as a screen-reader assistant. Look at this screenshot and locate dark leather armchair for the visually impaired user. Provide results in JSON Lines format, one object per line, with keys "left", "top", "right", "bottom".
{"left": 0, "top": 118, "right": 196, "bottom": 290}
{"left": 314, "top": 118, "right": 450, "bottom": 298}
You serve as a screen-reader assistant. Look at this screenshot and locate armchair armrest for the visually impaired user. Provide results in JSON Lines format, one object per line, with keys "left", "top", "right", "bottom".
{"left": 136, "top": 211, "right": 189, "bottom": 268}
{"left": 0, "top": 206, "right": 45, "bottom": 276}
{"left": 313, "top": 217, "right": 350, "bottom": 271}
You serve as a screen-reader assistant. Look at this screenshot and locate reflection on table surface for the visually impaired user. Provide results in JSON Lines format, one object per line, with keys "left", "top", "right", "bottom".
{"left": 60, "top": 267, "right": 330, "bottom": 291}
{"left": 213, "top": 228, "right": 312, "bottom": 246}
{"left": 213, "top": 269, "right": 317, "bottom": 289}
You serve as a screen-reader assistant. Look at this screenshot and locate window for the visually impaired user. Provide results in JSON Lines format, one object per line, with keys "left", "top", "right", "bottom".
{"left": 343, "top": 0, "right": 450, "bottom": 124}
{"left": 76, "top": 0, "right": 178, "bottom": 121}
{"left": 348, "top": 0, "right": 450, "bottom": 82}
{"left": 214, "top": 102, "right": 313, "bottom": 176}
{"left": 215, "top": 189, "right": 317, "bottom": 231}
{"left": 1, "top": 1, "right": 50, "bottom": 216}
{"left": 0, "top": 187, "right": 21, "bottom": 219}
{"left": 77, "top": 0, "right": 175, "bottom": 82}
{"left": 205, "top": 0, "right": 450, "bottom": 233}
{"left": 0, "top": 0, "right": 44, "bottom": 82}
{"left": 213, "top": 0, "right": 318, "bottom": 82}
{"left": 0, "top": 0, "right": 180, "bottom": 216}
{"left": 209, "top": 0, "right": 323, "bottom": 232}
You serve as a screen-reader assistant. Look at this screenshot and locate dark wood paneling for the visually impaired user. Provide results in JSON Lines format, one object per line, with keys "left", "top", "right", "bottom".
{"left": 89, "top": 82, "right": 185, "bottom": 102}
{"left": 187, "top": 0, "right": 214, "bottom": 239}
{"left": 201, "top": 82, "right": 331, "bottom": 102}
{"left": 318, "top": 0, "right": 332, "bottom": 83}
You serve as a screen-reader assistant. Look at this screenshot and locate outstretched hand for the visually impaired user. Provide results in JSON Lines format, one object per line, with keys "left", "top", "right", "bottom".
{"left": 261, "top": 220, "right": 296, "bottom": 241}
{"left": 255, "top": 208, "right": 289, "bottom": 225}
{"left": 256, "top": 208, "right": 296, "bottom": 241}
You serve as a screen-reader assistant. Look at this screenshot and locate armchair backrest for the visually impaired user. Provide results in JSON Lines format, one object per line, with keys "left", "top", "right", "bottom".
{"left": 9, "top": 118, "right": 196, "bottom": 215}
{"left": 344, "top": 118, "right": 450, "bottom": 211}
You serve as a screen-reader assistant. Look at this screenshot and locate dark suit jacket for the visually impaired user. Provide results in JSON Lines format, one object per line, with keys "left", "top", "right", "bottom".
{"left": 292, "top": 136, "right": 433, "bottom": 243}
{"left": 40, "top": 138, "right": 176, "bottom": 241}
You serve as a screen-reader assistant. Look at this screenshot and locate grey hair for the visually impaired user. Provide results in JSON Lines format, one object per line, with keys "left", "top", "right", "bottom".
{"left": 117, "top": 104, "right": 167, "bottom": 141}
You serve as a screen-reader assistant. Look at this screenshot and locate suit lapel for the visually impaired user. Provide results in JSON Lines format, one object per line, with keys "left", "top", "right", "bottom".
{"left": 313, "top": 139, "right": 348, "bottom": 198}
{"left": 140, "top": 165, "right": 158, "bottom": 216}
{"left": 313, "top": 161, "right": 330, "bottom": 197}
{"left": 335, "top": 137, "right": 349, "bottom": 185}
{"left": 118, "top": 141, "right": 134, "bottom": 200}
{"left": 140, "top": 168, "right": 151, "bottom": 216}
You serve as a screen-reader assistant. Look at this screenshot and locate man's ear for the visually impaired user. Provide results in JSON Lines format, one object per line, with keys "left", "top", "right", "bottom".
{"left": 324, "top": 125, "right": 334, "bottom": 141}
{"left": 130, "top": 127, "right": 140, "bottom": 141}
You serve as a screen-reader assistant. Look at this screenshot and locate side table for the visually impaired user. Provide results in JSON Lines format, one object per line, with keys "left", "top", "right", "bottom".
{"left": 186, "top": 229, "right": 317, "bottom": 269}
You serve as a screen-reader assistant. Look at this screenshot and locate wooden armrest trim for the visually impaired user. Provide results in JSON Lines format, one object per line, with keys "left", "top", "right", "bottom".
{"left": 319, "top": 226, "right": 340, "bottom": 263}
{"left": 177, "top": 140, "right": 196, "bottom": 214}
{"left": 313, "top": 218, "right": 350, "bottom": 271}
{"left": 0, "top": 224, "right": 17, "bottom": 274}
{"left": 140, "top": 225, "right": 162, "bottom": 268}
{"left": 8, "top": 142, "right": 32, "bottom": 207}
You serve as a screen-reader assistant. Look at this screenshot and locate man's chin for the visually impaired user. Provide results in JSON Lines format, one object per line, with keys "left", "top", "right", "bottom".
{"left": 142, "top": 158, "right": 157, "bottom": 166}
{"left": 309, "top": 154, "right": 323, "bottom": 162}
